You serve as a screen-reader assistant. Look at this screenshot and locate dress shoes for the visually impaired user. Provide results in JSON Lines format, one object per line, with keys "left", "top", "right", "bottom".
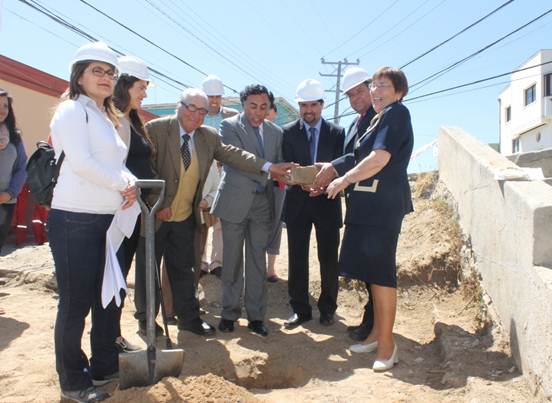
{"left": 218, "top": 318, "right": 235, "bottom": 333}
{"left": 349, "top": 340, "right": 378, "bottom": 353}
{"left": 372, "top": 344, "right": 399, "bottom": 372}
{"left": 284, "top": 313, "right": 312, "bottom": 329}
{"left": 178, "top": 318, "right": 216, "bottom": 336}
{"left": 348, "top": 324, "right": 371, "bottom": 341}
{"left": 248, "top": 320, "right": 268, "bottom": 337}
{"left": 319, "top": 313, "right": 335, "bottom": 326}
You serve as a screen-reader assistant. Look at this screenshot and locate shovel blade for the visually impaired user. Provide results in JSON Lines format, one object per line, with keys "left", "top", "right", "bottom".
{"left": 118, "top": 348, "right": 185, "bottom": 390}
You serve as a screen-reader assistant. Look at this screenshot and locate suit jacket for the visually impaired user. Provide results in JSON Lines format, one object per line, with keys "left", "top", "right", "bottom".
{"left": 344, "top": 106, "right": 376, "bottom": 154}
{"left": 145, "top": 115, "right": 267, "bottom": 228}
{"left": 282, "top": 118, "right": 344, "bottom": 227}
{"left": 211, "top": 113, "right": 283, "bottom": 223}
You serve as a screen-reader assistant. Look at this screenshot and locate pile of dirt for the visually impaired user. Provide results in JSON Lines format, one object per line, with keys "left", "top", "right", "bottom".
{"left": 110, "top": 374, "right": 264, "bottom": 403}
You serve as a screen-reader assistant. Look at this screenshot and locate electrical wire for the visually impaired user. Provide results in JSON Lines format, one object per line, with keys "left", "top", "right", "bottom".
{"left": 400, "top": 0, "right": 515, "bottom": 69}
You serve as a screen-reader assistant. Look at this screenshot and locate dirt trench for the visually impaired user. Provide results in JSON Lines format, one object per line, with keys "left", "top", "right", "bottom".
{"left": 0, "top": 172, "right": 545, "bottom": 402}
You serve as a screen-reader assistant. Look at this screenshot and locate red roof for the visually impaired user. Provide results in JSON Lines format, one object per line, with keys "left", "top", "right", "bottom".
{"left": 0, "top": 55, "right": 157, "bottom": 121}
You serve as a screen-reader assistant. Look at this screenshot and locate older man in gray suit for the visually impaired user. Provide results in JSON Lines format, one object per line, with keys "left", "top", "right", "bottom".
{"left": 211, "top": 84, "right": 284, "bottom": 337}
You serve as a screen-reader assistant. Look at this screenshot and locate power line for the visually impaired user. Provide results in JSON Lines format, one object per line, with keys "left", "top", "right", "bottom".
{"left": 74, "top": 0, "right": 238, "bottom": 93}
{"left": 357, "top": 0, "right": 449, "bottom": 60}
{"left": 326, "top": 60, "right": 552, "bottom": 120}
{"left": 18, "top": 0, "right": 190, "bottom": 91}
{"left": 410, "top": 7, "right": 552, "bottom": 90}
{"left": 346, "top": 0, "right": 433, "bottom": 59}
{"left": 142, "top": 0, "right": 270, "bottom": 91}
{"left": 400, "top": 0, "right": 515, "bottom": 69}
{"left": 323, "top": 0, "right": 401, "bottom": 58}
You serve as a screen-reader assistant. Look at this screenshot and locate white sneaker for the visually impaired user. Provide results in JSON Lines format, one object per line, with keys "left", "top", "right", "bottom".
{"left": 349, "top": 340, "right": 378, "bottom": 353}
{"left": 372, "top": 344, "right": 399, "bottom": 372}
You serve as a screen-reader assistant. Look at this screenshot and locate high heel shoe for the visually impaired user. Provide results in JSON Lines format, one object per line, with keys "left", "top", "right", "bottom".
{"left": 349, "top": 340, "right": 378, "bottom": 353}
{"left": 372, "top": 344, "right": 399, "bottom": 372}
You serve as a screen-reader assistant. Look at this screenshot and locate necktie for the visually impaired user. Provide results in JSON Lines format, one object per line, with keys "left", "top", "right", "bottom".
{"left": 181, "top": 133, "right": 191, "bottom": 170}
{"left": 308, "top": 127, "right": 317, "bottom": 163}
{"left": 253, "top": 126, "right": 265, "bottom": 158}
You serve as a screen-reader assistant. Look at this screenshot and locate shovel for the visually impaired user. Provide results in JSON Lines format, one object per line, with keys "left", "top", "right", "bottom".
{"left": 119, "top": 179, "right": 184, "bottom": 389}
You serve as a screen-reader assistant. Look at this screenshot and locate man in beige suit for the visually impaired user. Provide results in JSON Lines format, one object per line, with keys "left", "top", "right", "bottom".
{"left": 134, "top": 88, "right": 291, "bottom": 336}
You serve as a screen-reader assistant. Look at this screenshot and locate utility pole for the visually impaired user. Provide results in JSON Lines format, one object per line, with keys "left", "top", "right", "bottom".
{"left": 320, "top": 58, "right": 359, "bottom": 124}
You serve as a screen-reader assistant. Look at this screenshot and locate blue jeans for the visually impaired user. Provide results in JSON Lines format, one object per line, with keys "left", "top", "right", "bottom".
{"left": 48, "top": 209, "right": 118, "bottom": 391}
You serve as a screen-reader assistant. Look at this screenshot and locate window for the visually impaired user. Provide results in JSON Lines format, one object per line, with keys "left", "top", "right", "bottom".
{"left": 525, "top": 84, "right": 536, "bottom": 106}
{"left": 505, "top": 106, "right": 511, "bottom": 122}
{"left": 545, "top": 73, "right": 552, "bottom": 96}
{"left": 512, "top": 138, "right": 520, "bottom": 154}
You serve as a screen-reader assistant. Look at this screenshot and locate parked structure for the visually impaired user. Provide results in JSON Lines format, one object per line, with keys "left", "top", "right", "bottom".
{"left": 498, "top": 49, "right": 552, "bottom": 155}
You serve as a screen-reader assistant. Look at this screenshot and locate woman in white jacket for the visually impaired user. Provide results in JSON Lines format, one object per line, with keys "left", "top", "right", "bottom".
{"left": 48, "top": 42, "right": 136, "bottom": 402}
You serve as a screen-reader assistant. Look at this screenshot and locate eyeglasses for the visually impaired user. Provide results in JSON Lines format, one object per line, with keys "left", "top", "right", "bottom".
{"left": 369, "top": 82, "right": 393, "bottom": 90}
{"left": 89, "top": 66, "right": 118, "bottom": 80}
{"left": 181, "top": 102, "right": 208, "bottom": 116}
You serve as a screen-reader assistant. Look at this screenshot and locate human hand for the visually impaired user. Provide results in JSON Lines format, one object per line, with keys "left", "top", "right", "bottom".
{"left": 0, "top": 192, "right": 11, "bottom": 204}
{"left": 199, "top": 199, "right": 209, "bottom": 210}
{"left": 156, "top": 207, "right": 172, "bottom": 221}
{"left": 313, "top": 162, "right": 337, "bottom": 188}
{"left": 308, "top": 187, "right": 325, "bottom": 197}
{"left": 326, "top": 177, "right": 349, "bottom": 199}
{"left": 120, "top": 185, "right": 137, "bottom": 209}
{"left": 269, "top": 162, "right": 296, "bottom": 184}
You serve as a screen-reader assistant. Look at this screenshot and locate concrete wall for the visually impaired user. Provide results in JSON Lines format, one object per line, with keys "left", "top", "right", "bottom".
{"left": 508, "top": 147, "right": 552, "bottom": 178}
{"left": 438, "top": 127, "right": 552, "bottom": 397}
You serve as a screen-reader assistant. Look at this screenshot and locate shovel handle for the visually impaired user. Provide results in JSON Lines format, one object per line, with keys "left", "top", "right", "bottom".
{"left": 135, "top": 179, "right": 165, "bottom": 217}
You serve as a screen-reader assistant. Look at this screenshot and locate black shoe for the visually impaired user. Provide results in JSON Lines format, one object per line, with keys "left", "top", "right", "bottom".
{"left": 218, "top": 318, "right": 235, "bottom": 333}
{"left": 319, "top": 313, "right": 335, "bottom": 326}
{"left": 178, "top": 318, "right": 216, "bottom": 336}
{"left": 210, "top": 266, "right": 222, "bottom": 278}
{"left": 92, "top": 371, "right": 119, "bottom": 386}
{"left": 284, "top": 313, "right": 312, "bottom": 329}
{"left": 200, "top": 270, "right": 209, "bottom": 278}
{"left": 166, "top": 315, "right": 178, "bottom": 326}
{"left": 248, "top": 320, "right": 268, "bottom": 337}
{"left": 61, "top": 386, "right": 109, "bottom": 402}
{"left": 138, "top": 320, "right": 164, "bottom": 337}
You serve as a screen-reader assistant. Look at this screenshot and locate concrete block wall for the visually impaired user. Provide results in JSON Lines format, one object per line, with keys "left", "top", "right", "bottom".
{"left": 438, "top": 127, "right": 552, "bottom": 397}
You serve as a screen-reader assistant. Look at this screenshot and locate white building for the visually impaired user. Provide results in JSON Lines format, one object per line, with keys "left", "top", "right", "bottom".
{"left": 498, "top": 49, "right": 552, "bottom": 155}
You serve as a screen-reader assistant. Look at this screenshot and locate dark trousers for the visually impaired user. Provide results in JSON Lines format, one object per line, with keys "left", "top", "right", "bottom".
{"left": 0, "top": 203, "right": 15, "bottom": 251}
{"left": 286, "top": 209, "right": 340, "bottom": 317}
{"left": 48, "top": 209, "right": 118, "bottom": 391}
{"left": 134, "top": 215, "right": 199, "bottom": 326}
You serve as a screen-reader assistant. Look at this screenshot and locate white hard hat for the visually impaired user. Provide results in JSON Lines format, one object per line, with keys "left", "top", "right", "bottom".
{"left": 202, "top": 75, "right": 225, "bottom": 96}
{"left": 70, "top": 41, "right": 118, "bottom": 69}
{"left": 295, "top": 79, "right": 324, "bottom": 103}
{"left": 341, "top": 66, "right": 371, "bottom": 94}
{"left": 118, "top": 55, "right": 150, "bottom": 81}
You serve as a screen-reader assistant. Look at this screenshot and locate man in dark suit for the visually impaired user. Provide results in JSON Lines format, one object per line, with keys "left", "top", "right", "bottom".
{"left": 282, "top": 79, "right": 345, "bottom": 329}
{"left": 340, "top": 66, "right": 377, "bottom": 341}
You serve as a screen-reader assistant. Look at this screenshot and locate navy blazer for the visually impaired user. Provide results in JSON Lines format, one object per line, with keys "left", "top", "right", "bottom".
{"left": 333, "top": 102, "right": 414, "bottom": 232}
{"left": 282, "top": 118, "right": 345, "bottom": 226}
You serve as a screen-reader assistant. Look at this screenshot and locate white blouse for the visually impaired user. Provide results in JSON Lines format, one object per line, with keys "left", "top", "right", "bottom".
{"left": 50, "top": 95, "right": 135, "bottom": 214}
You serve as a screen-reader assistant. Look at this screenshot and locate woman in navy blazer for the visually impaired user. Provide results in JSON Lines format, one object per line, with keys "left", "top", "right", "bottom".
{"left": 324, "top": 67, "right": 413, "bottom": 372}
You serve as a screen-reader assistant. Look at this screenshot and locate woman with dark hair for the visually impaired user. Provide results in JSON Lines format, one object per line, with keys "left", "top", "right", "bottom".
{"left": 0, "top": 88, "right": 27, "bottom": 253}
{"left": 112, "top": 55, "right": 157, "bottom": 341}
{"left": 48, "top": 42, "right": 137, "bottom": 402}
{"left": 319, "top": 66, "right": 413, "bottom": 372}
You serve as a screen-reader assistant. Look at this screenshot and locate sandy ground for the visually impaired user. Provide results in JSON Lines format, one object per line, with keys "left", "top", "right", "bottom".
{"left": 0, "top": 173, "right": 545, "bottom": 402}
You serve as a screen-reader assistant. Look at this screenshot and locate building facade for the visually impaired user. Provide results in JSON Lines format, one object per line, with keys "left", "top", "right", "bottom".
{"left": 499, "top": 49, "right": 552, "bottom": 155}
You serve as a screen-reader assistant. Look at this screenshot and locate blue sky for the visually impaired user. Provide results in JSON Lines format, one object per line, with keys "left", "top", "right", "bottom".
{"left": 1, "top": 0, "right": 552, "bottom": 172}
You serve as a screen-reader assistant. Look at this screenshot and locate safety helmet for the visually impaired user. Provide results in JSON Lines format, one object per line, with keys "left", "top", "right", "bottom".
{"left": 70, "top": 41, "right": 118, "bottom": 70}
{"left": 295, "top": 79, "right": 324, "bottom": 103}
{"left": 341, "top": 66, "right": 371, "bottom": 94}
{"left": 202, "top": 75, "right": 225, "bottom": 96}
{"left": 118, "top": 55, "right": 150, "bottom": 81}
